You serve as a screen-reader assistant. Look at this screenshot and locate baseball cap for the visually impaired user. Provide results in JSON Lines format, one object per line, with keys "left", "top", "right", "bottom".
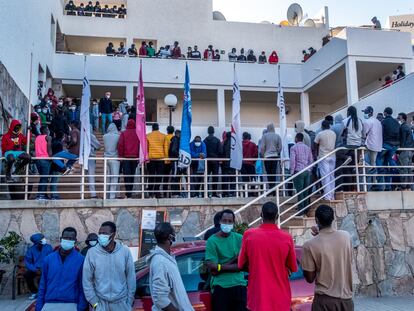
{"left": 362, "top": 106, "right": 373, "bottom": 114}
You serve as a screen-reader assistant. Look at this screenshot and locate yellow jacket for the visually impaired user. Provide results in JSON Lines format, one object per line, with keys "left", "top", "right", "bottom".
{"left": 147, "top": 130, "right": 166, "bottom": 159}
{"left": 164, "top": 133, "right": 174, "bottom": 163}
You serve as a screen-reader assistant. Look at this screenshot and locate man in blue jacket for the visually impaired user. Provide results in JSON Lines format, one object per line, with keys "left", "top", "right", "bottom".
{"left": 190, "top": 136, "right": 207, "bottom": 197}
{"left": 24, "top": 233, "right": 53, "bottom": 300}
{"left": 36, "top": 227, "right": 87, "bottom": 311}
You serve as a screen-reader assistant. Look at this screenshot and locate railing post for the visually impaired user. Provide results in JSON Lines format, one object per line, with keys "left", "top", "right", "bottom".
{"left": 103, "top": 158, "right": 107, "bottom": 201}
{"left": 204, "top": 159, "right": 208, "bottom": 198}
{"left": 141, "top": 163, "right": 145, "bottom": 199}
{"left": 81, "top": 165, "right": 85, "bottom": 200}
{"left": 276, "top": 186, "right": 281, "bottom": 226}
{"left": 235, "top": 170, "right": 239, "bottom": 198}
{"left": 355, "top": 149, "right": 360, "bottom": 192}
{"left": 362, "top": 149, "right": 368, "bottom": 192}
{"left": 187, "top": 166, "right": 191, "bottom": 198}
{"left": 281, "top": 160, "right": 286, "bottom": 197}
{"left": 24, "top": 164, "right": 29, "bottom": 200}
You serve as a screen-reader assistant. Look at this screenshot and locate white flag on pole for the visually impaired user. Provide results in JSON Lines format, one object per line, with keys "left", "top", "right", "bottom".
{"left": 277, "top": 85, "right": 289, "bottom": 166}
{"left": 230, "top": 66, "right": 243, "bottom": 170}
{"left": 79, "top": 72, "right": 91, "bottom": 171}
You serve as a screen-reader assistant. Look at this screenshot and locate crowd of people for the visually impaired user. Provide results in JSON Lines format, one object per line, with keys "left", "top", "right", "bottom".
{"left": 105, "top": 40, "right": 285, "bottom": 64}
{"left": 23, "top": 202, "right": 354, "bottom": 311}
{"left": 65, "top": 1, "right": 126, "bottom": 18}
{"left": 383, "top": 65, "right": 406, "bottom": 87}
{"left": 2, "top": 85, "right": 414, "bottom": 203}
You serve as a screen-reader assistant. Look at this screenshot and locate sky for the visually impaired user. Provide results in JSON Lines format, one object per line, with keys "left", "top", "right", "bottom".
{"left": 212, "top": 0, "right": 414, "bottom": 27}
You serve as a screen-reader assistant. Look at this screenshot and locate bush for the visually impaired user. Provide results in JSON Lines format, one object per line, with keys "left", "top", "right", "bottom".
{"left": 0, "top": 232, "right": 22, "bottom": 264}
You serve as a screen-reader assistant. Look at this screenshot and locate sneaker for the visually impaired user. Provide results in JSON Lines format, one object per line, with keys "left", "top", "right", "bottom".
{"left": 51, "top": 196, "right": 60, "bottom": 200}
{"left": 36, "top": 195, "right": 47, "bottom": 201}
{"left": 28, "top": 293, "right": 37, "bottom": 300}
{"left": 62, "top": 167, "right": 72, "bottom": 176}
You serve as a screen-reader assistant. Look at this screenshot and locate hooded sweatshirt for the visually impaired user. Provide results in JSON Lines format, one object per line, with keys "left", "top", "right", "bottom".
{"left": 103, "top": 123, "right": 120, "bottom": 158}
{"left": 82, "top": 241, "right": 136, "bottom": 306}
{"left": 118, "top": 119, "right": 140, "bottom": 158}
{"left": 1, "top": 120, "right": 27, "bottom": 152}
{"left": 25, "top": 233, "right": 53, "bottom": 273}
{"left": 90, "top": 132, "right": 101, "bottom": 157}
{"left": 260, "top": 124, "right": 282, "bottom": 158}
{"left": 294, "top": 120, "right": 311, "bottom": 148}
{"left": 331, "top": 115, "right": 345, "bottom": 148}
{"left": 147, "top": 246, "right": 194, "bottom": 311}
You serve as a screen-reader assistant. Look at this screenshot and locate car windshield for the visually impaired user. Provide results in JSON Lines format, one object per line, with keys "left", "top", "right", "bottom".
{"left": 135, "top": 255, "right": 149, "bottom": 272}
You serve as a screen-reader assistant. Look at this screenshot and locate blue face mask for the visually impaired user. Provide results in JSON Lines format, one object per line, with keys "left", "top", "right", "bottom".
{"left": 98, "top": 234, "right": 112, "bottom": 247}
{"left": 220, "top": 224, "right": 234, "bottom": 234}
{"left": 89, "top": 240, "right": 98, "bottom": 247}
{"left": 60, "top": 239, "right": 75, "bottom": 251}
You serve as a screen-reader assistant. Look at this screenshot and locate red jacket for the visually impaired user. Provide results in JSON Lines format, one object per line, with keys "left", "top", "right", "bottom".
{"left": 243, "top": 140, "right": 258, "bottom": 165}
{"left": 139, "top": 46, "right": 147, "bottom": 56}
{"left": 1, "top": 120, "right": 27, "bottom": 153}
{"left": 268, "top": 51, "right": 279, "bottom": 64}
{"left": 118, "top": 119, "right": 140, "bottom": 158}
{"left": 171, "top": 46, "right": 181, "bottom": 58}
{"left": 203, "top": 49, "right": 215, "bottom": 60}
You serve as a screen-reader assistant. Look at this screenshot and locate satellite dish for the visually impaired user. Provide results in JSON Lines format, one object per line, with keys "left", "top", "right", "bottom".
{"left": 287, "top": 3, "right": 303, "bottom": 26}
{"left": 213, "top": 11, "right": 226, "bottom": 21}
{"left": 304, "top": 19, "right": 316, "bottom": 27}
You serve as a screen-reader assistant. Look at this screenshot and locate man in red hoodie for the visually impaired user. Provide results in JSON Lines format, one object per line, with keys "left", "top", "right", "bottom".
{"left": 1, "top": 120, "right": 31, "bottom": 182}
{"left": 241, "top": 132, "right": 258, "bottom": 197}
{"left": 118, "top": 119, "right": 140, "bottom": 198}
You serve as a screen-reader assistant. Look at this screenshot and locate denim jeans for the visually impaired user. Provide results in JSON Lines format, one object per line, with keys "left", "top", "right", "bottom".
{"left": 101, "top": 113, "right": 113, "bottom": 134}
{"left": 293, "top": 170, "right": 311, "bottom": 212}
{"left": 36, "top": 160, "right": 51, "bottom": 196}
{"left": 364, "top": 150, "right": 378, "bottom": 191}
{"left": 377, "top": 143, "right": 398, "bottom": 191}
{"left": 53, "top": 151, "right": 78, "bottom": 170}
{"left": 50, "top": 170, "right": 60, "bottom": 198}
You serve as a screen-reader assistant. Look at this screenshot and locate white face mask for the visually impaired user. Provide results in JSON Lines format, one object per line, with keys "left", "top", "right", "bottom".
{"left": 58, "top": 102, "right": 63, "bottom": 107}
{"left": 195, "top": 142, "right": 201, "bottom": 147}
{"left": 364, "top": 114, "right": 370, "bottom": 120}
{"left": 40, "top": 238, "right": 47, "bottom": 245}
{"left": 70, "top": 106, "right": 76, "bottom": 111}
{"left": 106, "top": 95, "right": 110, "bottom": 99}
{"left": 42, "top": 109, "right": 48, "bottom": 114}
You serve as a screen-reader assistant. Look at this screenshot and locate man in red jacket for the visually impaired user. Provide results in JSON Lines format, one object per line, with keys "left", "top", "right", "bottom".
{"left": 241, "top": 132, "right": 258, "bottom": 196}
{"left": 1, "top": 120, "right": 31, "bottom": 182}
{"left": 118, "top": 119, "right": 140, "bottom": 198}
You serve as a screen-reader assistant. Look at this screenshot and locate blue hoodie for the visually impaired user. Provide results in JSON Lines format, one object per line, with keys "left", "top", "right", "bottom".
{"left": 36, "top": 249, "right": 87, "bottom": 311}
{"left": 25, "top": 234, "right": 53, "bottom": 272}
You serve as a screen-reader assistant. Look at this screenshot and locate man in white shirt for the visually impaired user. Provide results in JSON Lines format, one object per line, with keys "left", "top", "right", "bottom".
{"left": 314, "top": 120, "right": 337, "bottom": 201}
{"left": 362, "top": 106, "right": 383, "bottom": 190}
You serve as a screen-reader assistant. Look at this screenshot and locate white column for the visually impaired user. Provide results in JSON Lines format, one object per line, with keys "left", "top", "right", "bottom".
{"left": 403, "top": 61, "right": 412, "bottom": 75}
{"left": 345, "top": 57, "right": 359, "bottom": 106}
{"left": 300, "top": 92, "right": 311, "bottom": 127}
{"left": 217, "top": 88, "right": 226, "bottom": 130}
{"left": 126, "top": 84, "right": 134, "bottom": 105}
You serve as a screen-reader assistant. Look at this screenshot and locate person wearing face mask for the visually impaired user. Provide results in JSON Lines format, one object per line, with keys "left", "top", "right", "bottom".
{"left": 24, "top": 233, "right": 53, "bottom": 300}
{"left": 362, "top": 106, "right": 383, "bottom": 190}
{"left": 190, "top": 136, "right": 207, "bottom": 197}
{"left": 99, "top": 92, "right": 114, "bottom": 134}
{"left": 1, "top": 119, "right": 30, "bottom": 182}
{"left": 36, "top": 227, "right": 87, "bottom": 311}
{"left": 83, "top": 221, "right": 135, "bottom": 311}
{"left": 66, "top": 104, "right": 80, "bottom": 123}
{"left": 205, "top": 210, "right": 247, "bottom": 311}
{"left": 90, "top": 99, "right": 100, "bottom": 132}
{"left": 148, "top": 222, "right": 194, "bottom": 311}
{"left": 81, "top": 233, "right": 98, "bottom": 256}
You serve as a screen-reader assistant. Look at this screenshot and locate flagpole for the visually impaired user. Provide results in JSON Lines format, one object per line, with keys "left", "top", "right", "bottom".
{"left": 24, "top": 51, "right": 34, "bottom": 200}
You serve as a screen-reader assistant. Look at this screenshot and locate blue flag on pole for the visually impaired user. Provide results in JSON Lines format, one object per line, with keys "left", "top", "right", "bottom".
{"left": 178, "top": 63, "right": 192, "bottom": 168}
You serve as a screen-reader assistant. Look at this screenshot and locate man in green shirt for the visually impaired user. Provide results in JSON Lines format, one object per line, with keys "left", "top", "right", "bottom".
{"left": 205, "top": 209, "right": 247, "bottom": 311}
{"left": 146, "top": 41, "right": 156, "bottom": 57}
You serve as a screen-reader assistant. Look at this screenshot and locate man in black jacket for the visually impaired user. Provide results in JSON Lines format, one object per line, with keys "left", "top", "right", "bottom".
{"left": 221, "top": 131, "right": 236, "bottom": 197}
{"left": 397, "top": 113, "right": 414, "bottom": 190}
{"left": 169, "top": 129, "right": 182, "bottom": 197}
{"left": 99, "top": 92, "right": 113, "bottom": 134}
{"left": 203, "top": 126, "right": 223, "bottom": 197}
{"left": 378, "top": 107, "right": 400, "bottom": 191}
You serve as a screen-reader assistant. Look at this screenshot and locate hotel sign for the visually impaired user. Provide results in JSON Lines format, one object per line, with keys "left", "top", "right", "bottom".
{"left": 391, "top": 21, "right": 414, "bottom": 28}
{"left": 389, "top": 15, "right": 414, "bottom": 31}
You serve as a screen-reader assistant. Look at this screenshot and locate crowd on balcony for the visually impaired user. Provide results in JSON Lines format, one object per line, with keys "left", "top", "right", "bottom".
{"left": 1, "top": 85, "right": 414, "bottom": 203}
{"left": 65, "top": 1, "right": 126, "bottom": 18}
{"left": 103, "top": 40, "right": 309, "bottom": 64}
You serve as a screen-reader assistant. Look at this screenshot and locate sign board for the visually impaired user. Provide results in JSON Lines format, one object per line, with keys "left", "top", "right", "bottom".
{"left": 389, "top": 14, "right": 414, "bottom": 39}
{"left": 139, "top": 210, "right": 166, "bottom": 257}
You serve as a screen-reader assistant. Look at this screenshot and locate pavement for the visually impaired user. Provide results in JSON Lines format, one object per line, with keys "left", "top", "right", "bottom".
{"left": 0, "top": 296, "right": 413, "bottom": 310}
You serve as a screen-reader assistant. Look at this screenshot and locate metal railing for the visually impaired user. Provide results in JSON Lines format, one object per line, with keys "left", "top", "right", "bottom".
{"left": 196, "top": 146, "right": 414, "bottom": 237}
{"left": 0, "top": 157, "right": 292, "bottom": 200}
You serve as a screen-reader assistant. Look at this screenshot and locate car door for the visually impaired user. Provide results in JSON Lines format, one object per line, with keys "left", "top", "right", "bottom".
{"left": 134, "top": 251, "right": 212, "bottom": 311}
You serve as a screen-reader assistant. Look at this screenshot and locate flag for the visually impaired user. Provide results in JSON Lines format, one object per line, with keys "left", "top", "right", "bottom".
{"left": 136, "top": 61, "right": 149, "bottom": 164}
{"left": 277, "top": 84, "right": 289, "bottom": 166}
{"left": 230, "top": 65, "right": 242, "bottom": 170}
{"left": 178, "top": 63, "right": 192, "bottom": 168}
{"left": 79, "top": 72, "right": 91, "bottom": 170}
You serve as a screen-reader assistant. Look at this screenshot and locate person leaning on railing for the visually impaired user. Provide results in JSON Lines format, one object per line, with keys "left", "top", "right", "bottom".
{"left": 397, "top": 112, "right": 414, "bottom": 191}
{"left": 65, "top": 0, "right": 77, "bottom": 16}
{"left": 147, "top": 123, "right": 167, "bottom": 198}
{"left": 103, "top": 123, "right": 121, "bottom": 199}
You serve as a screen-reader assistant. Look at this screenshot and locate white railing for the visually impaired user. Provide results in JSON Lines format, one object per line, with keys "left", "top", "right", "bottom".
{"left": 196, "top": 146, "right": 414, "bottom": 236}
{"left": 0, "top": 157, "right": 292, "bottom": 200}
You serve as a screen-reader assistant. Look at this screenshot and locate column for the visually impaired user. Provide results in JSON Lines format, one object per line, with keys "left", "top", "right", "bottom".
{"left": 217, "top": 88, "right": 226, "bottom": 130}
{"left": 126, "top": 84, "right": 134, "bottom": 105}
{"left": 300, "top": 92, "right": 310, "bottom": 127}
{"left": 345, "top": 57, "right": 359, "bottom": 106}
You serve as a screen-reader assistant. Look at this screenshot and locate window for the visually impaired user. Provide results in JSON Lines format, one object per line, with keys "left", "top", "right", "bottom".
{"left": 50, "top": 15, "right": 56, "bottom": 47}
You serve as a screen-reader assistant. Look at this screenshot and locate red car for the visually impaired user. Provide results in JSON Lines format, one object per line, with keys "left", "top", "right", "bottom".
{"left": 134, "top": 241, "right": 314, "bottom": 311}
{"left": 27, "top": 241, "right": 314, "bottom": 311}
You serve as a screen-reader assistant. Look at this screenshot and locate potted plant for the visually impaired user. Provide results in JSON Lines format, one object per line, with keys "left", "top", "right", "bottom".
{"left": 0, "top": 232, "right": 22, "bottom": 284}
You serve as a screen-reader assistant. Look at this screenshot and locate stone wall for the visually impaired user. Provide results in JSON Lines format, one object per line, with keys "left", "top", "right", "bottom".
{"left": 291, "top": 192, "right": 414, "bottom": 297}
{"left": 0, "top": 62, "right": 29, "bottom": 130}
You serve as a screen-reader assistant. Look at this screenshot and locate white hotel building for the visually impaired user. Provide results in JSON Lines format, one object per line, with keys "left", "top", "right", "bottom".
{"left": 0, "top": 0, "right": 413, "bottom": 140}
